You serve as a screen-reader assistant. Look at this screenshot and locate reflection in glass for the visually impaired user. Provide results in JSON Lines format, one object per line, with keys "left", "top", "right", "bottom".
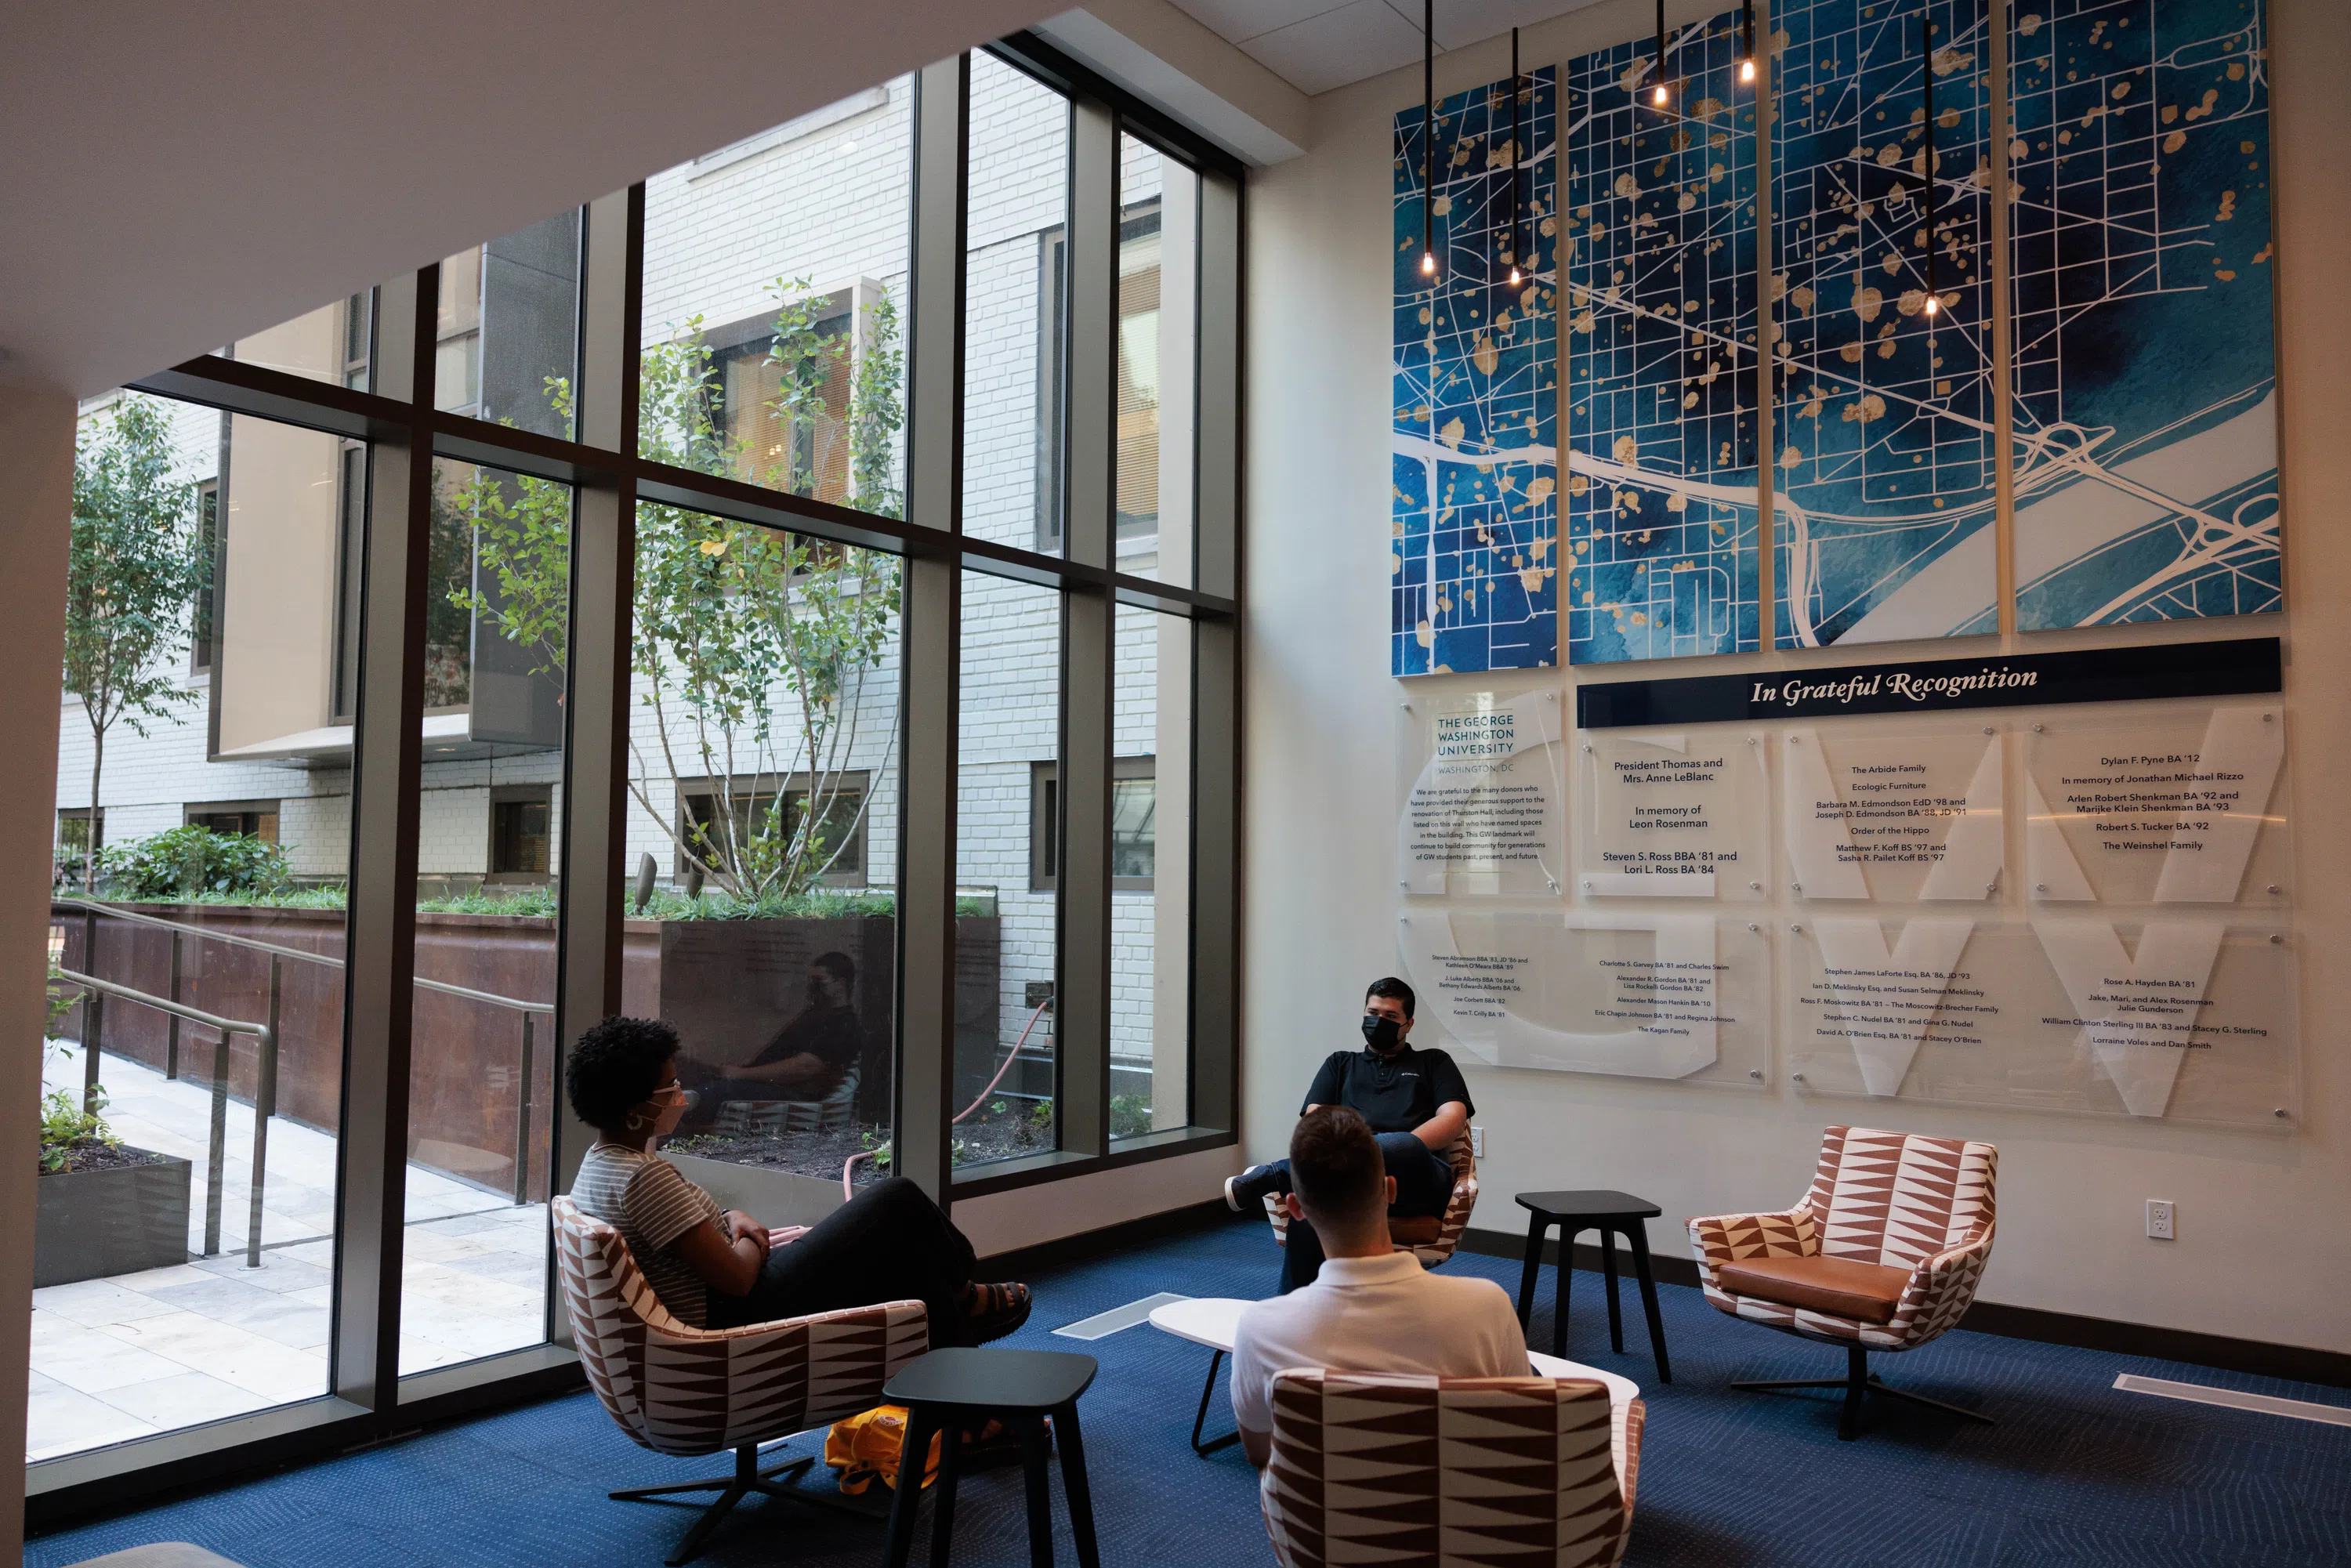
{"left": 37, "top": 395, "right": 349, "bottom": 1457}
{"left": 965, "top": 51, "right": 1070, "bottom": 552}
{"left": 1112, "top": 605, "right": 1190, "bottom": 1137}
{"left": 640, "top": 81, "right": 911, "bottom": 518}
{"left": 958, "top": 570, "right": 1061, "bottom": 1164}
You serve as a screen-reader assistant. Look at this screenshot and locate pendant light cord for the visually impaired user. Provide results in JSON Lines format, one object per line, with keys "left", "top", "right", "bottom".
{"left": 1510, "top": 27, "right": 1521, "bottom": 282}
{"left": 1922, "top": 13, "right": 1938, "bottom": 309}
{"left": 1423, "top": 0, "right": 1434, "bottom": 274}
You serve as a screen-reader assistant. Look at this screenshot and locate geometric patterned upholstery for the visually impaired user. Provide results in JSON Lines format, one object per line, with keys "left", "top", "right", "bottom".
{"left": 551, "top": 1195, "right": 929, "bottom": 1458}
{"left": 1260, "top": 1371, "right": 1645, "bottom": 1568}
{"left": 1686, "top": 1124, "right": 1998, "bottom": 1353}
{"left": 1263, "top": 1129, "right": 1480, "bottom": 1269}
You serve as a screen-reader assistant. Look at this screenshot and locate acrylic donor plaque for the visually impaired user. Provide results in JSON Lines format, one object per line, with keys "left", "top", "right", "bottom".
{"left": 1784, "top": 917, "right": 2294, "bottom": 1125}
{"left": 2025, "top": 706, "right": 2288, "bottom": 907}
{"left": 1397, "top": 690, "right": 1566, "bottom": 897}
{"left": 1783, "top": 726, "right": 2003, "bottom": 901}
{"left": 1574, "top": 727, "right": 1768, "bottom": 899}
{"left": 1397, "top": 907, "right": 1766, "bottom": 1085}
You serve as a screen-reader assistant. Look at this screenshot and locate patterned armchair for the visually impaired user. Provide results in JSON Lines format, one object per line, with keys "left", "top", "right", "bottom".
{"left": 552, "top": 1197, "right": 929, "bottom": 1566}
{"left": 1686, "top": 1124, "right": 1998, "bottom": 1439}
{"left": 1262, "top": 1371, "right": 1645, "bottom": 1568}
{"left": 1263, "top": 1129, "right": 1478, "bottom": 1268}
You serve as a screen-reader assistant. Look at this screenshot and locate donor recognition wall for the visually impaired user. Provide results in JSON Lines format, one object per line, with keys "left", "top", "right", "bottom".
{"left": 1396, "top": 641, "right": 2298, "bottom": 1126}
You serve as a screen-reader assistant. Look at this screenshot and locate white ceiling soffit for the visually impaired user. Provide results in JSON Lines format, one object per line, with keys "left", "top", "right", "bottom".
{"left": 1037, "top": 2, "right": 1312, "bottom": 165}
{"left": 0, "top": 0, "right": 1060, "bottom": 399}
{"left": 1171, "top": 0, "right": 1611, "bottom": 97}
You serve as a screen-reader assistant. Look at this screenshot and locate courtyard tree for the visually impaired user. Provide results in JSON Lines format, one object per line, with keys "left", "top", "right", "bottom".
{"left": 63, "top": 397, "right": 207, "bottom": 892}
{"left": 459, "top": 281, "right": 904, "bottom": 904}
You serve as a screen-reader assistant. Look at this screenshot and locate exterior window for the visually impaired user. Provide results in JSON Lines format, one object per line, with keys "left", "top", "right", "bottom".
{"left": 190, "top": 479, "right": 219, "bottom": 674}
{"left": 489, "top": 788, "right": 552, "bottom": 879}
{"left": 1116, "top": 197, "right": 1162, "bottom": 544}
{"left": 678, "top": 773, "right": 868, "bottom": 885}
{"left": 1031, "top": 758, "right": 1154, "bottom": 890}
{"left": 710, "top": 308, "right": 857, "bottom": 504}
{"left": 53, "top": 809, "right": 102, "bottom": 887}
{"left": 434, "top": 246, "right": 484, "bottom": 415}
{"left": 185, "top": 802, "right": 279, "bottom": 842}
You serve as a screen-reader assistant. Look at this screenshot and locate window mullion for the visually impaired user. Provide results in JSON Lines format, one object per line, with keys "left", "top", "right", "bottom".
{"left": 897, "top": 55, "right": 970, "bottom": 1201}
{"left": 330, "top": 264, "right": 439, "bottom": 1411}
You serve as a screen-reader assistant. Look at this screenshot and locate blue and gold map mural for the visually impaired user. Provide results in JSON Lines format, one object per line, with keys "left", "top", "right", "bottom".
{"left": 1392, "top": 67, "right": 1559, "bottom": 677}
{"left": 2008, "top": 0, "right": 2279, "bottom": 628}
{"left": 1773, "top": 0, "right": 1998, "bottom": 647}
{"left": 1563, "top": 9, "right": 1763, "bottom": 664}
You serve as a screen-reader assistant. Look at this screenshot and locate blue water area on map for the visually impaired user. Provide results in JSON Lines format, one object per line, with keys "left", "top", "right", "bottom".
{"left": 1771, "top": 0, "right": 1999, "bottom": 648}
{"left": 2008, "top": 0, "right": 2280, "bottom": 630}
{"left": 1391, "top": 67, "right": 1559, "bottom": 677}
{"left": 1563, "top": 9, "right": 1764, "bottom": 665}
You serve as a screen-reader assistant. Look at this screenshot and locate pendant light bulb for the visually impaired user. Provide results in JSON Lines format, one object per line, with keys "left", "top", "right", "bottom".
{"left": 1653, "top": 82, "right": 1669, "bottom": 106}
{"left": 1741, "top": 57, "right": 1756, "bottom": 82}
{"left": 1509, "top": 265, "right": 1523, "bottom": 285}
{"left": 1924, "top": 294, "right": 1940, "bottom": 317}
{"left": 1422, "top": 251, "right": 1438, "bottom": 277}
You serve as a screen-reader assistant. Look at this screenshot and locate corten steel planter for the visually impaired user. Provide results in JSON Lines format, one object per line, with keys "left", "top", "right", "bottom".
{"left": 57, "top": 902, "right": 1003, "bottom": 1200}
{"left": 34, "top": 1151, "right": 192, "bottom": 1287}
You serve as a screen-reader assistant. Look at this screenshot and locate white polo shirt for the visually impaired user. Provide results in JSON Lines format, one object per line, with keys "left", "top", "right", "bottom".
{"left": 1228, "top": 1251, "right": 1533, "bottom": 1436}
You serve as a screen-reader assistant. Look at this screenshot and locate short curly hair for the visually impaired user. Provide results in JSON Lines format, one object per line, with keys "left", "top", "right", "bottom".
{"left": 566, "top": 1016, "right": 680, "bottom": 1132}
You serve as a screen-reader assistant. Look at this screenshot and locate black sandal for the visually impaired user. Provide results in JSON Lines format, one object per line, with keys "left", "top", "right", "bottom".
{"left": 957, "top": 1281, "right": 1032, "bottom": 1345}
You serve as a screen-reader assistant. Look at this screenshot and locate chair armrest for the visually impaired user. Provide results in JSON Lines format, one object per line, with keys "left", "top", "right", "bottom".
{"left": 1883, "top": 1226, "right": 1996, "bottom": 1346}
{"left": 657, "top": 1296, "right": 928, "bottom": 1348}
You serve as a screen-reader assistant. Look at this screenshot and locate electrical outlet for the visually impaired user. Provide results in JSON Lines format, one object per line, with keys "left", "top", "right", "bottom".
{"left": 2146, "top": 1199, "right": 2175, "bottom": 1240}
{"left": 1470, "top": 1124, "right": 1487, "bottom": 1158}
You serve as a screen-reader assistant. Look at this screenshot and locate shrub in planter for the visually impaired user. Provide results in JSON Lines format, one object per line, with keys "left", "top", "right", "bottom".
{"left": 34, "top": 1088, "right": 190, "bottom": 1287}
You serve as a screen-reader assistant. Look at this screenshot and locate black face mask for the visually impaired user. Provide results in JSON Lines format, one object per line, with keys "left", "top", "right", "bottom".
{"left": 1361, "top": 1013, "right": 1405, "bottom": 1054}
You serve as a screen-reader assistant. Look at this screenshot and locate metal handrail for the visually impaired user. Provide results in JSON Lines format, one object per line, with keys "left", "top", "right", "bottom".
{"left": 56, "top": 895, "right": 554, "bottom": 1212}
{"left": 50, "top": 967, "right": 274, "bottom": 1269}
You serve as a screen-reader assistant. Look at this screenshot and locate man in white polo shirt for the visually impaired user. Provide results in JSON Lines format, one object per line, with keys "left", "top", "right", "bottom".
{"left": 1230, "top": 1105, "right": 1530, "bottom": 1467}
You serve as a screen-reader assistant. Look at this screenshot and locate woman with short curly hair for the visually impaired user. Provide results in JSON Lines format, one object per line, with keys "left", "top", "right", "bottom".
{"left": 565, "top": 1016, "right": 1028, "bottom": 1341}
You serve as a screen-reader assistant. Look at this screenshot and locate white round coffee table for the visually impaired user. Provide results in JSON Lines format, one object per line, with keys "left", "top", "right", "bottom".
{"left": 1149, "top": 1298, "right": 1641, "bottom": 1457}
{"left": 1150, "top": 1297, "right": 1252, "bottom": 1454}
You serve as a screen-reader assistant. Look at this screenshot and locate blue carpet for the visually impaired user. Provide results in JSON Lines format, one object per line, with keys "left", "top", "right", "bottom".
{"left": 27, "top": 1213, "right": 2351, "bottom": 1567}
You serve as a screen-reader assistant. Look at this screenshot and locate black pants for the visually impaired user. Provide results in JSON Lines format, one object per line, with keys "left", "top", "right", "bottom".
{"left": 705, "top": 1176, "right": 979, "bottom": 1337}
{"left": 1275, "top": 1132, "right": 1454, "bottom": 1294}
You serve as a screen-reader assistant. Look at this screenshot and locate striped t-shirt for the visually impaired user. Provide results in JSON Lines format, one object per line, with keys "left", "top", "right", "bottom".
{"left": 571, "top": 1143, "right": 726, "bottom": 1328}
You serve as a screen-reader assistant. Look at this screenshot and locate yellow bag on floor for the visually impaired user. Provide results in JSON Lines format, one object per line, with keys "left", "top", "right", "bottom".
{"left": 824, "top": 1405, "right": 942, "bottom": 1495}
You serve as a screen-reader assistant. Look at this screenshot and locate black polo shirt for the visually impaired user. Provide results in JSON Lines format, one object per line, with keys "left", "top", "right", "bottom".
{"left": 1301, "top": 1045, "right": 1473, "bottom": 1135}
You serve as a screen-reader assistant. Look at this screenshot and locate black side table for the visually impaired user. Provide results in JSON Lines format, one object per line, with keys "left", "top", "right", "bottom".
{"left": 881, "top": 1346, "right": 1101, "bottom": 1568}
{"left": 1514, "top": 1190, "right": 1672, "bottom": 1384}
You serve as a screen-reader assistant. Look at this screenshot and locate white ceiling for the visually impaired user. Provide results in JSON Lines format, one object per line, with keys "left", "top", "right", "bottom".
{"left": 1167, "top": 0, "right": 1609, "bottom": 96}
{"left": 0, "top": 0, "right": 1060, "bottom": 399}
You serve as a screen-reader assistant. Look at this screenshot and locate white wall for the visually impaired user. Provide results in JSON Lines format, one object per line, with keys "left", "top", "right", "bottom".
{"left": 1242, "top": 0, "right": 2351, "bottom": 1353}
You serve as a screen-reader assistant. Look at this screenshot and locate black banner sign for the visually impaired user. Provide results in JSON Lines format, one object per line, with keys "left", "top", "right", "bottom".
{"left": 1574, "top": 637, "right": 2280, "bottom": 730}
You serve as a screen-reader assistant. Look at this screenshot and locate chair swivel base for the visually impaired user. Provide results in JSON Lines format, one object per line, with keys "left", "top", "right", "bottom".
{"left": 1732, "top": 1344, "right": 1994, "bottom": 1441}
{"left": 612, "top": 1441, "right": 887, "bottom": 1566}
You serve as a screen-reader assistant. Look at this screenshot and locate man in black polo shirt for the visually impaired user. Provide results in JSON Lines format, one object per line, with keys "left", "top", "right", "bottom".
{"left": 1225, "top": 976, "right": 1472, "bottom": 1291}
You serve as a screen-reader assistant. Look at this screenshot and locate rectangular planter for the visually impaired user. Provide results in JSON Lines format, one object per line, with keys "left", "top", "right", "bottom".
{"left": 34, "top": 1151, "right": 192, "bottom": 1287}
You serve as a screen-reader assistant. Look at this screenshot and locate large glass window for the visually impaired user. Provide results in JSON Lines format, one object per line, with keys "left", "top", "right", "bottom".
{"left": 33, "top": 39, "right": 1240, "bottom": 1501}
{"left": 625, "top": 505, "right": 904, "bottom": 1219}
{"left": 958, "top": 570, "right": 1061, "bottom": 1167}
{"left": 640, "top": 81, "right": 911, "bottom": 518}
{"left": 1112, "top": 605, "right": 1191, "bottom": 1138}
{"left": 38, "top": 397, "right": 353, "bottom": 1458}
{"left": 965, "top": 51, "right": 1071, "bottom": 553}
{"left": 396, "top": 458, "right": 572, "bottom": 1375}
